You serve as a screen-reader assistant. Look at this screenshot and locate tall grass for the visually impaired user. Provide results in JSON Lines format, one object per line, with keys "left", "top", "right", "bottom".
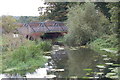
{"left": 89, "top": 34, "right": 118, "bottom": 50}
{"left": 2, "top": 34, "right": 52, "bottom": 74}
{"left": 2, "top": 41, "right": 48, "bottom": 73}
{"left": 37, "top": 40, "right": 52, "bottom": 52}
{"left": 89, "top": 34, "right": 118, "bottom": 61}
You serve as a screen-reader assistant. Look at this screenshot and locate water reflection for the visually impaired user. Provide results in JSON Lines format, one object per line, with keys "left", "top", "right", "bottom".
{"left": 52, "top": 48, "right": 104, "bottom": 78}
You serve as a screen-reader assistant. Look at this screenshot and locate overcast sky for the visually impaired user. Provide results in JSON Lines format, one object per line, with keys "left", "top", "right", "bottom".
{"left": 0, "top": 0, "right": 46, "bottom": 16}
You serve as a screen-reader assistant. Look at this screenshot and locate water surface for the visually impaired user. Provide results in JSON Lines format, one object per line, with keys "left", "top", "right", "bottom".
{"left": 52, "top": 48, "right": 104, "bottom": 78}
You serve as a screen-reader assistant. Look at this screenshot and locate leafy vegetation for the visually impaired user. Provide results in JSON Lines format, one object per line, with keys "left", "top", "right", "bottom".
{"left": 43, "top": 2, "right": 119, "bottom": 51}
{"left": 89, "top": 34, "right": 118, "bottom": 50}
{"left": 2, "top": 41, "right": 47, "bottom": 74}
{"left": 107, "top": 2, "right": 120, "bottom": 63}
{"left": 52, "top": 3, "right": 119, "bottom": 78}
{"left": 17, "top": 16, "right": 39, "bottom": 23}
{"left": 1, "top": 34, "right": 52, "bottom": 74}
{"left": 43, "top": 2, "right": 111, "bottom": 21}
{"left": 37, "top": 40, "right": 52, "bottom": 52}
{"left": 95, "top": 2, "right": 110, "bottom": 18}
{"left": 1, "top": 16, "right": 19, "bottom": 33}
{"left": 44, "top": 2, "right": 69, "bottom": 21}
{"left": 43, "top": 2, "right": 80, "bottom": 21}
{"left": 64, "top": 3, "right": 110, "bottom": 46}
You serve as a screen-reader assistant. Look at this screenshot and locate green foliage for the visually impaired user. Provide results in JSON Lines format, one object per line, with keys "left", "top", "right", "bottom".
{"left": 95, "top": 2, "right": 110, "bottom": 18}
{"left": 107, "top": 3, "right": 120, "bottom": 35}
{"left": 89, "top": 34, "right": 118, "bottom": 49}
{"left": 45, "top": 2, "right": 69, "bottom": 21}
{"left": 2, "top": 40, "right": 52, "bottom": 73}
{"left": 44, "top": 2, "right": 80, "bottom": 21}
{"left": 3, "top": 41, "right": 45, "bottom": 70}
{"left": 56, "top": 37, "right": 64, "bottom": 43}
{"left": 17, "top": 16, "right": 39, "bottom": 23}
{"left": 0, "top": 54, "right": 2, "bottom": 73}
{"left": 107, "top": 3, "right": 120, "bottom": 25}
{"left": 107, "top": 2, "right": 120, "bottom": 62}
{"left": 37, "top": 41, "right": 52, "bottom": 52}
{"left": 99, "top": 12, "right": 111, "bottom": 35}
{"left": 2, "top": 33, "right": 29, "bottom": 52}
{"left": 39, "top": 15, "right": 48, "bottom": 22}
{"left": 2, "top": 16, "right": 18, "bottom": 33}
{"left": 64, "top": 3, "right": 109, "bottom": 46}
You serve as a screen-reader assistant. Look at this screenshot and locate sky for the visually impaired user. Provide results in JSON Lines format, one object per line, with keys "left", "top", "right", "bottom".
{"left": 0, "top": 0, "right": 46, "bottom": 16}
{"left": 1, "top": 0, "right": 119, "bottom": 16}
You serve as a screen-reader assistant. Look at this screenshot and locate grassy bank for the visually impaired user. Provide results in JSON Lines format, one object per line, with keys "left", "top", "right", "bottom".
{"left": 89, "top": 34, "right": 120, "bottom": 79}
{"left": 89, "top": 35, "right": 118, "bottom": 50}
{"left": 1, "top": 34, "right": 52, "bottom": 74}
{"left": 89, "top": 34, "right": 118, "bottom": 61}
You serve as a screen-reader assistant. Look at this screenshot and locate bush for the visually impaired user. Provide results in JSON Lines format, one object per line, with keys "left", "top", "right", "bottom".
{"left": 64, "top": 3, "right": 110, "bottom": 46}
{"left": 37, "top": 41, "right": 52, "bottom": 52}
{"left": 64, "top": 3, "right": 104, "bottom": 46}
{"left": 3, "top": 41, "right": 48, "bottom": 73}
{"left": 89, "top": 34, "right": 118, "bottom": 49}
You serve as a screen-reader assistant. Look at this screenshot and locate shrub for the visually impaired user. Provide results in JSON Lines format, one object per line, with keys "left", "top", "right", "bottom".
{"left": 64, "top": 3, "right": 99, "bottom": 46}
{"left": 3, "top": 41, "right": 47, "bottom": 73}
{"left": 64, "top": 3, "right": 110, "bottom": 46}
{"left": 89, "top": 34, "right": 118, "bottom": 49}
{"left": 37, "top": 41, "right": 52, "bottom": 52}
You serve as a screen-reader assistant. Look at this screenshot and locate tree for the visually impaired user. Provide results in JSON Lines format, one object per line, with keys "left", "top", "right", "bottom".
{"left": 2, "top": 16, "right": 18, "bottom": 33}
{"left": 99, "top": 12, "right": 111, "bottom": 35}
{"left": 17, "top": 16, "right": 39, "bottom": 23}
{"left": 64, "top": 3, "right": 109, "bottom": 46}
{"left": 107, "top": 2, "right": 120, "bottom": 62}
{"left": 39, "top": 14, "right": 48, "bottom": 22}
{"left": 107, "top": 2, "right": 120, "bottom": 34}
{"left": 45, "top": 2, "right": 68, "bottom": 21}
{"left": 95, "top": 2, "right": 110, "bottom": 18}
{"left": 43, "top": 2, "right": 80, "bottom": 21}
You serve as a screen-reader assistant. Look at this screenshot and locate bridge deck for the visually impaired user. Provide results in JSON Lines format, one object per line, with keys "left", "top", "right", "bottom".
{"left": 22, "top": 21, "right": 68, "bottom": 33}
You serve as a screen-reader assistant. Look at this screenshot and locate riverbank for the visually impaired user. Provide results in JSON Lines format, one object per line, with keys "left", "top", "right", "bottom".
{"left": 88, "top": 35, "right": 120, "bottom": 79}
{"left": 58, "top": 35, "right": 119, "bottom": 79}
{"left": 1, "top": 34, "right": 52, "bottom": 74}
{"left": 88, "top": 35, "right": 118, "bottom": 60}
{"left": 2, "top": 41, "right": 49, "bottom": 74}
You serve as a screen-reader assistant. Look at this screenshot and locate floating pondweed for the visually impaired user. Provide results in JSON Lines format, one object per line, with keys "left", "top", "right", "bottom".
{"left": 86, "top": 73, "right": 90, "bottom": 75}
{"left": 96, "top": 72, "right": 104, "bottom": 75}
{"left": 111, "top": 64, "right": 120, "bottom": 67}
{"left": 108, "top": 68, "right": 114, "bottom": 70}
{"left": 105, "top": 72, "right": 117, "bottom": 78}
{"left": 103, "top": 58, "right": 111, "bottom": 61}
{"left": 83, "top": 69, "right": 92, "bottom": 71}
{"left": 102, "top": 55, "right": 108, "bottom": 57}
{"left": 105, "top": 63, "right": 113, "bottom": 65}
{"left": 96, "top": 65, "right": 106, "bottom": 68}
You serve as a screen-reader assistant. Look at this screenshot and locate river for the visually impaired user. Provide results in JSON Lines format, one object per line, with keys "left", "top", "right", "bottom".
{"left": 1, "top": 46, "right": 119, "bottom": 80}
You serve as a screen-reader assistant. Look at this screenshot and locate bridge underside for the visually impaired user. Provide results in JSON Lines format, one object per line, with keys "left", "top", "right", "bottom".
{"left": 26, "top": 32, "right": 64, "bottom": 40}
{"left": 40, "top": 32, "right": 62, "bottom": 39}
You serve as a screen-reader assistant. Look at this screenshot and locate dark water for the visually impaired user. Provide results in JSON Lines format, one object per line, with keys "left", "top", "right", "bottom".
{"left": 51, "top": 48, "right": 104, "bottom": 78}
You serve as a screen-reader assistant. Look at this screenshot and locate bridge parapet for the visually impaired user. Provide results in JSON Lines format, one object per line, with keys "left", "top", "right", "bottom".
{"left": 24, "top": 21, "right": 67, "bottom": 33}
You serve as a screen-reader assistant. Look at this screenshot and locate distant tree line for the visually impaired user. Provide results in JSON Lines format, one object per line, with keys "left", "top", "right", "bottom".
{"left": 1, "top": 16, "right": 18, "bottom": 33}
{"left": 1, "top": 16, "right": 40, "bottom": 33}
{"left": 17, "top": 16, "right": 39, "bottom": 23}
